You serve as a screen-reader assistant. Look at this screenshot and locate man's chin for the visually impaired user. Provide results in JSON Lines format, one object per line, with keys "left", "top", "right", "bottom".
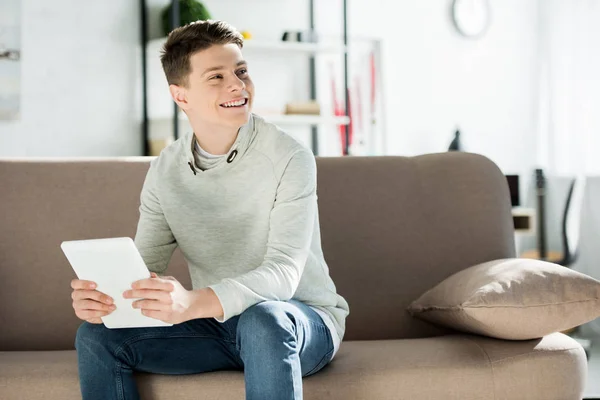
{"left": 223, "top": 111, "right": 250, "bottom": 126}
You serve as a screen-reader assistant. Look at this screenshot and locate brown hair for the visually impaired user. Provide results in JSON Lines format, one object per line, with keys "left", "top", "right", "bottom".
{"left": 160, "top": 20, "right": 244, "bottom": 87}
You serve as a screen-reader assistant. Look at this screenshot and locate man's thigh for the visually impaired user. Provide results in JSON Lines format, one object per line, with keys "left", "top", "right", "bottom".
{"left": 76, "top": 316, "right": 242, "bottom": 374}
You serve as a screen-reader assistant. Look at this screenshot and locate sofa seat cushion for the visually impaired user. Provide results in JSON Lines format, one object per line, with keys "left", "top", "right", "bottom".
{"left": 307, "top": 332, "right": 586, "bottom": 400}
{"left": 0, "top": 333, "right": 586, "bottom": 400}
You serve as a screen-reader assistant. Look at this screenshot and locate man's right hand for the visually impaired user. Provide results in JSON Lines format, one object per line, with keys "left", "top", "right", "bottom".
{"left": 71, "top": 279, "right": 116, "bottom": 324}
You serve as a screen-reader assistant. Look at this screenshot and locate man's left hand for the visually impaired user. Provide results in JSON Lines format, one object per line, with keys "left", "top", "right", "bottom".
{"left": 124, "top": 273, "right": 197, "bottom": 325}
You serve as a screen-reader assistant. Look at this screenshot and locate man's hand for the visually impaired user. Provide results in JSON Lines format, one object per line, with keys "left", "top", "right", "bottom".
{"left": 124, "top": 273, "right": 197, "bottom": 325}
{"left": 71, "top": 279, "right": 116, "bottom": 324}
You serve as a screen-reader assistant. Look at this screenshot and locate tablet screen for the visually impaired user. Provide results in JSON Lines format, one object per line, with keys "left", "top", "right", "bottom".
{"left": 61, "top": 237, "right": 172, "bottom": 329}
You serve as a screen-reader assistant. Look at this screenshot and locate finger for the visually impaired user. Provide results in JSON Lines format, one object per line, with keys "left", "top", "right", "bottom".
{"left": 132, "top": 278, "right": 174, "bottom": 292}
{"left": 71, "top": 279, "right": 97, "bottom": 290}
{"left": 141, "top": 309, "right": 166, "bottom": 321}
{"left": 133, "top": 299, "right": 169, "bottom": 311}
{"left": 72, "top": 290, "right": 114, "bottom": 304}
{"left": 77, "top": 309, "right": 111, "bottom": 320}
{"left": 150, "top": 272, "right": 158, "bottom": 278}
{"left": 74, "top": 299, "right": 116, "bottom": 312}
{"left": 123, "top": 289, "right": 171, "bottom": 302}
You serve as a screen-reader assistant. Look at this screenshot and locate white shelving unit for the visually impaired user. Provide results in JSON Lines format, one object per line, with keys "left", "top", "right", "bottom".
{"left": 149, "top": 112, "right": 348, "bottom": 138}
{"left": 262, "top": 114, "right": 350, "bottom": 126}
{"left": 169, "top": 112, "right": 350, "bottom": 126}
{"left": 140, "top": 1, "right": 356, "bottom": 156}
{"left": 146, "top": 37, "right": 347, "bottom": 55}
{"left": 149, "top": 113, "right": 350, "bottom": 143}
{"left": 144, "top": 36, "right": 352, "bottom": 154}
{"left": 243, "top": 39, "right": 347, "bottom": 55}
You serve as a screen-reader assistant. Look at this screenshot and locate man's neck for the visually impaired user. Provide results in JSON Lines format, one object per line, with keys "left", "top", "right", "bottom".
{"left": 189, "top": 117, "right": 241, "bottom": 155}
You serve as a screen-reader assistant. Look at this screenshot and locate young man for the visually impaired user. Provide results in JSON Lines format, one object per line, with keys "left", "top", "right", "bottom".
{"left": 70, "top": 20, "right": 349, "bottom": 400}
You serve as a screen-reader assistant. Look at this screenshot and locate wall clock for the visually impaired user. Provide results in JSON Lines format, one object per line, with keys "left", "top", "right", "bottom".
{"left": 452, "top": 0, "right": 491, "bottom": 39}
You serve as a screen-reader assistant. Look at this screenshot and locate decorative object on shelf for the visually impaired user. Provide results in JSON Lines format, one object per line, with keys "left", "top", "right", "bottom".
{"left": 281, "top": 30, "right": 319, "bottom": 43}
{"left": 448, "top": 129, "right": 463, "bottom": 151}
{"left": 161, "top": 0, "right": 211, "bottom": 36}
{"left": 353, "top": 76, "right": 364, "bottom": 151}
{"left": 0, "top": 0, "right": 21, "bottom": 120}
{"left": 324, "top": 39, "right": 382, "bottom": 156}
{"left": 346, "top": 41, "right": 382, "bottom": 156}
{"left": 345, "top": 85, "right": 354, "bottom": 156}
{"left": 369, "top": 50, "right": 377, "bottom": 135}
{"left": 329, "top": 62, "right": 351, "bottom": 155}
{"left": 451, "top": 0, "right": 491, "bottom": 39}
{"left": 0, "top": 47, "right": 19, "bottom": 61}
{"left": 284, "top": 101, "right": 320, "bottom": 116}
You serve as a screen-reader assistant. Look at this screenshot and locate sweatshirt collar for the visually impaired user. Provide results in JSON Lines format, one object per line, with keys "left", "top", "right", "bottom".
{"left": 183, "top": 114, "right": 256, "bottom": 175}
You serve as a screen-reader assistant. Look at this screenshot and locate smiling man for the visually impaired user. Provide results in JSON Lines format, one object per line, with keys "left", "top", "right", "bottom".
{"left": 71, "top": 20, "right": 349, "bottom": 400}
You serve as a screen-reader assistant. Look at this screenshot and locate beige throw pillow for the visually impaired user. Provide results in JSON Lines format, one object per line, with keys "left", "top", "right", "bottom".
{"left": 407, "top": 258, "right": 600, "bottom": 340}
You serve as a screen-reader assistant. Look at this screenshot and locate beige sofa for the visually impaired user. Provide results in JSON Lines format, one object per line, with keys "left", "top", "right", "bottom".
{"left": 0, "top": 153, "right": 587, "bottom": 399}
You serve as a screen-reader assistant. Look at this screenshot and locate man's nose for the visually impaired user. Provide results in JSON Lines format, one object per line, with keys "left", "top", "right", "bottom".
{"left": 228, "top": 76, "right": 245, "bottom": 91}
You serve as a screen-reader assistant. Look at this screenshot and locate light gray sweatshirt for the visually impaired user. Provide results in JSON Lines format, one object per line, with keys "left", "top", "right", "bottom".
{"left": 133, "top": 113, "right": 349, "bottom": 357}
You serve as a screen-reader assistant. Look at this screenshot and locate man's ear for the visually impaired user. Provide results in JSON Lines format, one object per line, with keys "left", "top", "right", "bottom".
{"left": 169, "top": 84, "right": 190, "bottom": 111}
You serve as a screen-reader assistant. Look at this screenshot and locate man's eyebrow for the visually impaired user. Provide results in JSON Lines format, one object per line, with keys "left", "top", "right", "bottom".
{"left": 201, "top": 60, "right": 248, "bottom": 77}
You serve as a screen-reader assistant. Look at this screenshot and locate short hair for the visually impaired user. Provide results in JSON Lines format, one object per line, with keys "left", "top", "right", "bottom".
{"left": 160, "top": 20, "right": 244, "bottom": 87}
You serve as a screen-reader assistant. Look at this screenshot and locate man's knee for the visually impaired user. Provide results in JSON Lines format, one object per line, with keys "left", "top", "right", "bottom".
{"left": 75, "top": 321, "right": 103, "bottom": 349}
{"left": 237, "top": 301, "right": 296, "bottom": 340}
{"left": 74, "top": 321, "right": 119, "bottom": 357}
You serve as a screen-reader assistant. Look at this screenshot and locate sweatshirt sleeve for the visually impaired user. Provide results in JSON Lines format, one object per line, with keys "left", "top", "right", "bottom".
{"left": 134, "top": 158, "right": 178, "bottom": 274}
{"left": 208, "top": 148, "right": 317, "bottom": 322}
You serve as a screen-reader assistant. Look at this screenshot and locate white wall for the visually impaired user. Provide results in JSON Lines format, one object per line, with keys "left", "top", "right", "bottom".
{"left": 0, "top": 0, "right": 141, "bottom": 157}
{"left": 0, "top": 0, "right": 539, "bottom": 168}
{"left": 341, "top": 0, "right": 540, "bottom": 178}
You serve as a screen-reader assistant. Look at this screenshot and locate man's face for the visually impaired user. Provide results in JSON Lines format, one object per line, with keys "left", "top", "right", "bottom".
{"left": 174, "top": 43, "right": 254, "bottom": 130}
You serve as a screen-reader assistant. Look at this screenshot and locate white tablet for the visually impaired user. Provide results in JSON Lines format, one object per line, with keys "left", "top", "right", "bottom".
{"left": 61, "top": 237, "right": 172, "bottom": 329}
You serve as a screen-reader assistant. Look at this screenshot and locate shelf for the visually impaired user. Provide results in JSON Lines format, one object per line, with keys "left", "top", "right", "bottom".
{"left": 146, "top": 38, "right": 346, "bottom": 55}
{"left": 261, "top": 114, "right": 350, "bottom": 126}
{"left": 243, "top": 40, "right": 347, "bottom": 54}
{"left": 165, "top": 113, "right": 350, "bottom": 127}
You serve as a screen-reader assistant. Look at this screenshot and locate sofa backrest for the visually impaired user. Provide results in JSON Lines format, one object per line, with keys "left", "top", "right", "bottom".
{"left": 0, "top": 153, "right": 515, "bottom": 350}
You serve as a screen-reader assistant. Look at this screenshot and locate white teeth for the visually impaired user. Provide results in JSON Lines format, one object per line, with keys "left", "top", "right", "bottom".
{"left": 222, "top": 99, "right": 246, "bottom": 107}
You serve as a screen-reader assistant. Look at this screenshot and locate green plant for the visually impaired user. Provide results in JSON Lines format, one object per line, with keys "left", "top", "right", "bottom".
{"left": 161, "top": 0, "right": 212, "bottom": 37}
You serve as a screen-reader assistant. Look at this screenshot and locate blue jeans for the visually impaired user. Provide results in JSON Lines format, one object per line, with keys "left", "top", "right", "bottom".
{"left": 75, "top": 299, "right": 334, "bottom": 400}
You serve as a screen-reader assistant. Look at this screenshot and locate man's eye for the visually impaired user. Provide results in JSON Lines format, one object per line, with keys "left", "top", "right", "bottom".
{"left": 237, "top": 69, "right": 248, "bottom": 75}
{"left": 210, "top": 75, "right": 223, "bottom": 80}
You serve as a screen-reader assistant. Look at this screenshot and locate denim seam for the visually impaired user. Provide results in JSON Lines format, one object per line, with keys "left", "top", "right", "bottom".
{"left": 306, "top": 319, "right": 334, "bottom": 352}
{"left": 300, "top": 317, "right": 334, "bottom": 377}
{"left": 305, "top": 347, "right": 334, "bottom": 376}
{"left": 115, "top": 360, "right": 125, "bottom": 400}
{"left": 306, "top": 319, "right": 328, "bottom": 331}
